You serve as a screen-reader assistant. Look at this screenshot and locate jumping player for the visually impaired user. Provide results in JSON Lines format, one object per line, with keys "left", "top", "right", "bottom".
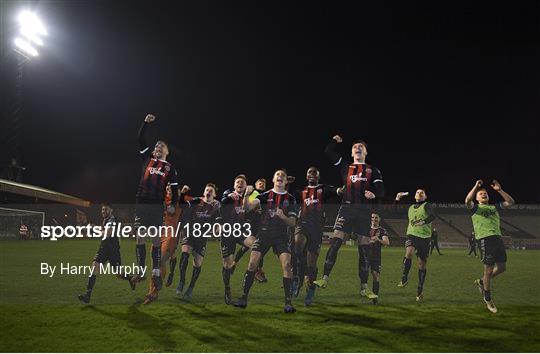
{"left": 292, "top": 166, "right": 341, "bottom": 306}
{"left": 134, "top": 114, "right": 178, "bottom": 291}
{"left": 233, "top": 169, "right": 298, "bottom": 313}
{"left": 176, "top": 183, "right": 221, "bottom": 301}
{"left": 465, "top": 179, "right": 514, "bottom": 313}
{"left": 395, "top": 189, "right": 436, "bottom": 302}
{"left": 77, "top": 204, "right": 135, "bottom": 304}
{"left": 234, "top": 177, "right": 268, "bottom": 282}
{"left": 220, "top": 174, "right": 258, "bottom": 304}
{"left": 358, "top": 213, "right": 389, "bottom": 304}
{"left": 314, "top": 135, "right": 384, "bottom": 289}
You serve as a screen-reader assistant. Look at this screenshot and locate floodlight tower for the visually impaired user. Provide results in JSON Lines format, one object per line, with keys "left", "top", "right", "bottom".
{"left": 2, "top": 10, "right": 47, "bottom": 179}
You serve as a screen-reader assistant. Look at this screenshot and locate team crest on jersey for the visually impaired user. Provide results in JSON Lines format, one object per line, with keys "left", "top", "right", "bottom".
{"left": 149, "top": 167, "right": 166, "bottom": 177}
{"left": 165, "top": 165, "right": 170, "bottom": 172}
{"left": 305, "top": 197, "right": 319, "bottom": 206}
{"left": 196, "top": 210, "right": 211, "bottom": 218}
{"left": 350, "top": 173, "right": 367, "bottom": 183}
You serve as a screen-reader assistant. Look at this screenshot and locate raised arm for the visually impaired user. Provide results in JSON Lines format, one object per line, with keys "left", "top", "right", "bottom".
{"left": 465, "top": 180, "right": 483, "bottom": 209}
{"left": 243, "top": 185, "right": 260, "bottom": 212}
{"left": 325, "top": 135, "right": 343, "bottom": 166}
{"left": 138, "top": 114, "right": 156, "bottom": 153}
{"left": 491, "top": 180, "right": 515, "bottom": 208}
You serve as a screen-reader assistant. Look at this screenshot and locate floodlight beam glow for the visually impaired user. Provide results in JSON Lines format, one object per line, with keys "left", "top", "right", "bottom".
{"left": 17, "top": 11, "right": 47, "bottom": 36}
{"left": 20, "top": 27, "right": 44, "bottom": 46}
{"left": 14, "top": 37, "right": 39, "bottom": 57}
{"left": 14, "top": 10, "right": 47, "bottom": 58}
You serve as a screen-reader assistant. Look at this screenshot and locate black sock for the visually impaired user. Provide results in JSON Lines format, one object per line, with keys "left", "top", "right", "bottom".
{"left": 151, "top": 245, "right": 161, "bottom": 271}
{"left": 373, "top": 280, "right": 380, "bottom": 295}
{"left": 169, "top": 257, "right": 177, "bottom": 274}
{"left": 294, "top": 248, "right": 306, "bottom": 281}
{"left": 283, "top": 277, "right": 292, "bottom": 305}
{"left": 86, "top": 274, "right": 97, "bottom": 295}
{"left": 242, "top": 270, "right": 256, "bottom": 298}
{"left": 258, "top": 255, "right": 264, "bottom": 269}
{"left": 358, "top": 246, "right": 369, "bottom": 284}
{"left": 179, "top": 252, "right": 189, "bottom": 284}
{"left": 222, "top": 267, "right": 231, "bottom": 290}
{"left": 402, "top": 257, "right": 412, "bottom": 282}
{"left": 188, "top": 266, "right": 201, "bottom": 289}
{"left": 306, "top": 266, "right": 316, "bottom": 288}
{"left": 484, "top": 290, "right": 492, "bottom": 301}
{"left": 136, "top": 244, "right": 146, "bottom": 268}
{"left": 120, "top": 273, "right": 131, "bottom": 281}
{"left": 323, "top": 238, "right": 343, "bottom": 277}
{"left": 235, "top": 246, "right": 249, "bottom": 264}
{"left": 418, "top": 269, "right": 427, "bottom": 295}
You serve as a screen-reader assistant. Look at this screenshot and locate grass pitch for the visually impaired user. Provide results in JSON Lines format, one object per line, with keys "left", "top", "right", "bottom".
{"left": 1, "top": 239, "right": 539, "bottom": 352}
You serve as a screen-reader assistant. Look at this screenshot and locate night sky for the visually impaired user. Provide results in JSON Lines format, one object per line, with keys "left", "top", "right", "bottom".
{"left": 1, "top": 1, "right": 539, "bottom": 204}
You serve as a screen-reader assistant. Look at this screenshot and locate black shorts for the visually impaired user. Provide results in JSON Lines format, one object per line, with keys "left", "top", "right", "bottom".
{"left": 134, "top": 202, "right": 164, "bottom": 229}
{"left": 478, "top": 235, "right": 507, "bottom": 266}
{"left": 333, "top": 204, "right": 371, "bottom": 236}
{"left": 358, "top": 245, "right": 381, "bottom": 273}
{"left": 93, "top": 240, "right": 121, "bottom": 266}
{"left": 252, "top": 231, "right": 291, "bottom": 256}
{"left": 181, "top": 236, "right": 207, "bottom": 257}
{"left": 294, "top": 221, "right": 323, "bottom": 254}
{"left": 405, "top": 235, "right": 430, "bottom": 261}
{"left": 220, "top": 235, "right": 248, "bottom": 258}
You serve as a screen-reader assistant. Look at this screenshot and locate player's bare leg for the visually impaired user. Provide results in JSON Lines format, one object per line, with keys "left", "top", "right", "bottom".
{"left": 479, "top": 262, "right": 505, "bottom": 313}
{"left": 232, "top": 235, "right": 255, "bottom": 274}
{"left": 314, "top": 230, "right": 346, "bottom": 288}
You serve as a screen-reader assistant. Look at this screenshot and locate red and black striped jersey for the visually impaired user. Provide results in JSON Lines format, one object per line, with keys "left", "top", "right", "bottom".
{"left": 220, "top": 189, "right": 246, "bottom": 224}
{"left": 297, "top": 184, "right": 338, "bottom": 225}
{"left": 257, "top": 189, "right": 297, "bottom": 235}
{"left": 325, "top": 139, "right": 384, "bottom": 204}
{"left": 136, "top": 122, "right": 178, "bottom": 203}
{"left": 341, "top": 163, "right": 382, "bottom": 204}
{"left": 136, "top": 155, "right": 178, "bottom": 202}
{"left": 365, "top": 226, "right": 388, "bottom": 257}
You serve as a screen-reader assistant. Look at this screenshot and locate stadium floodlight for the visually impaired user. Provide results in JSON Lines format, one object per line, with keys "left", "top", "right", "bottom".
{"left": 13, "top": 10, "right": 47, "bottom": 58}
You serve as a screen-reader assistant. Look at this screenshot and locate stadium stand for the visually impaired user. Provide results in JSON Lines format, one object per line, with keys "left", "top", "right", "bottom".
{"left": 381, "top": 218, "right": 407, "bottom": 238}
{"left": 0, "top": 178, "right": 90, "bottom": 239}
{"left": 501, "top": 216, "right": 539, "bottom": 239}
